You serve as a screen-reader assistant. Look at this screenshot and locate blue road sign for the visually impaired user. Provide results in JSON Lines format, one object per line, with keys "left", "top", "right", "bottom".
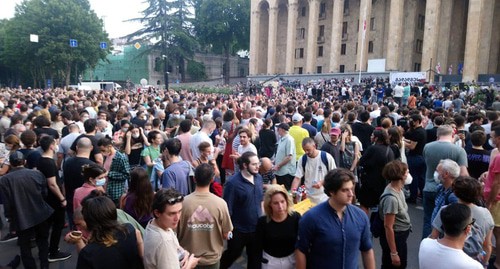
{"left": 100, "top": 42, "right": 107, "bottom": 49}
{"left": 47, "top": 79, "right": 52, "bottom": 88}
{"left": 69, "top": 39, "right": 78, "bottom": 47}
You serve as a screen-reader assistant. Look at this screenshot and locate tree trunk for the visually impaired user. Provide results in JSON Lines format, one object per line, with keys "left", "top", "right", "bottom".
{"left": 179, "top": 57, "right": 186, "bottom": 82}
{"left": 65, "top": 62, "right": 71, "bottom": 88}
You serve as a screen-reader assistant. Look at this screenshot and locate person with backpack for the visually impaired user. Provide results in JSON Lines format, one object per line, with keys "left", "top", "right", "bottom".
{"left": 430, "top": 176, "right": 493, "bottom": 267}
{"left": 291, "top": 137, "right": 336, "bottom": 204}
{"left": 378, "top": 160, "right": 412, "bottom": 269}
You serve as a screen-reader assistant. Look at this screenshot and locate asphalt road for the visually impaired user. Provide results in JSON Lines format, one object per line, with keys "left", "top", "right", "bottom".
{"left": 0, "top": 202, "right": 424, "bottom": 269}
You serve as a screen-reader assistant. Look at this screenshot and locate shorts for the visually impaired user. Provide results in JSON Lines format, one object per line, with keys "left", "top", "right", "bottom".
{"left": 491, "top": 201, "right": 500, "bottom": 227}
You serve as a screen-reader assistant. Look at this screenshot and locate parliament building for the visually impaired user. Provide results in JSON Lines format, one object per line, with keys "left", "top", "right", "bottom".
{"left": 249, "top": 0, "right": 500, "bottom": 82}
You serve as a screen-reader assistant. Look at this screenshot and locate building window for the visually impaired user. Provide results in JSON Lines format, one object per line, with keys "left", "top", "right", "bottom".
{"left": 341, "top": 44, "right": 347, "bottom": 55}
{"left": 344, "top": 0, "right": 349, "bottom": 14}
{"left": 157, "top": 80, "right": 161, "bottom": 85}
{"left": 368, "top": 41, "right": 374, "bottom": 53}
{"left": 416, "top": 39, "right": 423, "bottom": 53}
{"left": 414, "top": 63, "right": 421, "bottom": 72}
{"left": 357, "top": 20, "right": 359, "bottom": 32}
{"left": 418, "top": 14, "right": 425, "bottom": 30}
{"left": 370, "top": 17, "right": 375, "bottom": 31}
{"left": 355, "top": 42, "right": 358, "bottom": 54}
{"left": 340, "top": 65, "right": 345, "bottom": 73}
{"left": 319, "top": 2, "right": 326, "bottom": 19}
{"left": 317, "top": 66, "right": 322, "bottom": 73}
{"left": 295, "top": 48, "right": 304, "bottom": 59}
{"left": 301, "top": 7, "right": 306, "bottom": 16}
{"left": 319, "top": 25, "right": 325, "bottom": 37}
{"left": 298, "top": 67, "right": 303, "bottom": 74}
{"left": 318, "top": 46, "right": 324, "bottom": 57}
{"left": 154, "top": 57, "right": 161, "bottom": 72}
{"left": 342, "top": 22, "right": 348, "bottom": 35}
{"left": 297, "top": 28, "right": 305, "bottom": 39}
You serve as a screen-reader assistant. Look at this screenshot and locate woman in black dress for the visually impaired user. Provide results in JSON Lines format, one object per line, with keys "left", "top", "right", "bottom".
{"left": 256, "top": 184, "right": 300, "bottom": 269}
{"left": 358, "top": 128, "right": 395, "bottom": 214}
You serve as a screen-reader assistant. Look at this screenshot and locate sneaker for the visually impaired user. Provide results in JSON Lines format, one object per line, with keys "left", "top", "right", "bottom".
{"left": 0, "top": 232, "right": 18, "bottom": 243}
{"left": 48, "top": 251, "right": 71, "bottom": 262}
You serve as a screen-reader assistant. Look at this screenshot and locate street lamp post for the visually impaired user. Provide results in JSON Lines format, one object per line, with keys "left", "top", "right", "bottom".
{"left": 162, "top": 54, "right": 169, "bottom": 90}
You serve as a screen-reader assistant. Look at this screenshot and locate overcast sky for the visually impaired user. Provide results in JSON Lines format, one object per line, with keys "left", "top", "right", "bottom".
{"left": 0, "top": 0, "right": 146, "bottom": 38}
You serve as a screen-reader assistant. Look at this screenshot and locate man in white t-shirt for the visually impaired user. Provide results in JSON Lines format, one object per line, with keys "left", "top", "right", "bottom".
{"left": 291, "top": 137, "right": 336, "bottom": 204}
{"left": 231, "top": 128, "right": 257, "bottom": 159}
{"left": 419, "top": 203, "right": 483, "bottom": 269}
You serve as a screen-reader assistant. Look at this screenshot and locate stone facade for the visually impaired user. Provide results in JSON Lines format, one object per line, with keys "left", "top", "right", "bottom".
{"left": 250, "top": 0, "right": 500, "bottom": 82}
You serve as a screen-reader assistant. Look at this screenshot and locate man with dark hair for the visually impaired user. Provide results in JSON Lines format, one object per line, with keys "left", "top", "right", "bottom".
{"left": 403, "top": 113, "right": 427, "bottom": 204}
{"left": 419, "top": 203, "right": 482, "bottom": 269}
{"left": 160, "top": 138, "right": 192, "bottom": 195}
{"left": 221, "top": 151, "right": 263, "bottom": 269}
{"left": 176, "top": 119, "right": 194, "bottom": 164}
{"left": 143, "top": 188, "right": 199, "bottom": 269}
{"left": 0, "top": 151, "right": 54, "bottom": 269}
{"left": 60, "top": 110, "right": 74, "bottom": 138}
{"left": 295, "top": 168, "right": 375, "bottom": 269}
{"left": 301, "top": 112, "right": 317, "bottom": 138}
{"left": 466, "top": 130, "right": 491, "bottom": 179}
{"left": 352, "top": 111, "right": 375, "bottom": 153}
{"left": 178, "top": 164, "right": 233, "bottom": 268}
{"left": 37, "top": 136, "right": 71, "bottom": 262}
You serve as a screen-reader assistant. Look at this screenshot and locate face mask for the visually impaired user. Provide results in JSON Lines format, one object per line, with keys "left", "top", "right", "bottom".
{"left": 172, "top": 114, "right": 180, "bottom": 119}
{"left": 54, "top": 145, "right": 59, "bottom": 153}
{"left": 404, "top": 171, "right": 413, "bottom": 185}
{"left": 95, "top": 178, "right": 106, "bottom": 186}
{"left": 144, "top": 131, "right": 149, "bottom": 136}
{"left": 490, "top": 138, "right": 495, "bottom": 148}
{"left": 121, "top": 128, "right": 128, "bottom": 133}
{"left": 5, "top": 145, "right": 12, "bottom": 151}
{"left": 433, "top": 171, "right": 442, "bottom": 184}
{"left": 132, "top": 134, "right": 140, "bottom": 139}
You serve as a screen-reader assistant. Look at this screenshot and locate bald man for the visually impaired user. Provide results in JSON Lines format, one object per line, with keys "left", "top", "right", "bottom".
{"left": 259, "top": 157, "right": 276, "bottom": 189}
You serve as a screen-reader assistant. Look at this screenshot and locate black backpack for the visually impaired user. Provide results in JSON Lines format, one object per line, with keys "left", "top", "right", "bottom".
{"left": 370, "top": 193, "right": 395, "bottom": 238}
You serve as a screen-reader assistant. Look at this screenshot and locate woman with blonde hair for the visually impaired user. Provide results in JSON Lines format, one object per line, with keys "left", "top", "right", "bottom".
{"left": 314, "top": 119, "right": 331, "bottom": 149}
{"left": 256, "top": 184, "right": 301, "bottom": 269}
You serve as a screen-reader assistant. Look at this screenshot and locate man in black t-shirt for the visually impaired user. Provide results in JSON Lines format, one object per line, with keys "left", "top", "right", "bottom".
{"left": 37, "top": 136, "right": 71, "bottom": 262}
{"left": 352, "top": 111, "right": 374, "bottom": 154}
{"left": 403, "top": 114, "right": 427, "bottom": 203}
{"left": 466, "top": 130, "right": 491, "bottom": 179}
{"left": 63, "top": 137, "right": 96, "bottom": 230}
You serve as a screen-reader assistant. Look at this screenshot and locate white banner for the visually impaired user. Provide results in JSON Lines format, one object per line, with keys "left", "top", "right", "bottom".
{"left": 390, "top": 72, "right": 426, "bottom": 85}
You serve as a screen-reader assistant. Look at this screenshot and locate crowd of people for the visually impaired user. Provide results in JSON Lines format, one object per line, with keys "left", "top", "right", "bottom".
{"left": 0, "top": 78, "right": 498, "bottom": 269}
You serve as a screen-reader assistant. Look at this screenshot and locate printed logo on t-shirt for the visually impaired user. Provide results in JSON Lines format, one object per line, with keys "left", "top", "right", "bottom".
{"left": 187, "top": 205, "right": 215, "bottom": 231}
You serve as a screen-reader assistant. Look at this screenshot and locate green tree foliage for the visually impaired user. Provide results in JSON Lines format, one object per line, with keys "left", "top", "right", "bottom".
{"left": 186, "top": 60, "right": 207, "bottom": 81}
{"left": 126, "top": 0, "right": 198, "bottom": 83}
{"left": 193, "top": 0, "right": 250, "bottom": 84}
{"left": 1, "top": 0, "right": 110, "bottom": 87}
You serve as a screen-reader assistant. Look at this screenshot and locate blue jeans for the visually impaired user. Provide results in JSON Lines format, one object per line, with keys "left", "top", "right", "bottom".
{"left": 406, "top": 155, "right": 426, "bottom": 202}
{"left": 422, "top": 191, "right": 437, "bottom": 239}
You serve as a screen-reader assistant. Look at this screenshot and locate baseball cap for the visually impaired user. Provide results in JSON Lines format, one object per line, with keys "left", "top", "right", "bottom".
{"left": 292, "top": 114, "right": 303, "bottom": 122}
{"left": 330, "top": 127, "right": 341, "bottom": 136}
{"left": 9, "top": 151, "right": 25, "bottom": 164}
{"left": 277, "top": 123, "right": 290, "bottom": 131}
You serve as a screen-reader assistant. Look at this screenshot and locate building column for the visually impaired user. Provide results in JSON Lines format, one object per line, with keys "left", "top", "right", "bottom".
{"left": 385, "top": 0, "right": 404, "bottom": 71}
{"left": 421, "top": 0, "right": 441, "bottom": 82}
{"left": 489, "top": 0, "right": 500, "bottom": 74}
{"left": 267, "top": 5, "right": 279, "bottom": 75}
{"left": 463, "top": 0, "right": 487, "bottom": 82}
{"left": 436, "top": 0, "right": 453, "bottom": 74}
{"left": 477, "top": 0, "right": 494, "bottom": 75}
{"left": 356, "top": 0, "right": 372, "bottom": 72}
{"left": 249, "top": 9, "right": 261, "bottom": 75}
{"left": 329, "top": 0, "right": 344, "bottom": 73}
{"left": 305, "top": 0, "right": 319, "bottom": 73}
{"left": 285, "top": 1, "right": 299, "bottom": 74}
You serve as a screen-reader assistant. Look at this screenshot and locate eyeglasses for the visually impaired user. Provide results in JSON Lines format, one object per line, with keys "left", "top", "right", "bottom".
{"left": 167, "top": 196, "right": 184, "bottom": 205}
{"left": 464, "top": 218, "right": 476, "bottom": 230}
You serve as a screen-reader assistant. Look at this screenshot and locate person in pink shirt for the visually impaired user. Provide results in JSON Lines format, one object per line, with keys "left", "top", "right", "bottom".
{"left": 73, "top": 163, "right": 107, "bottom": 211}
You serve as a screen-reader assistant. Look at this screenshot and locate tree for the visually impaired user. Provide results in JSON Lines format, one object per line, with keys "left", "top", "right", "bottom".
{"left": 125, "top": 0, "right": 198, "bottom": 84}
{"left": 193, "top": 0, "right": 250, "bottom": 84}
{"left": 1, "top": 0, "right": 110, "bottom": 87}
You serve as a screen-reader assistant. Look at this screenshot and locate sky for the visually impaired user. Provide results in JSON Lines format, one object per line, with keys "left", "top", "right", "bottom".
{"left": 0, "top": 0, "right": 146, "bottom": 38}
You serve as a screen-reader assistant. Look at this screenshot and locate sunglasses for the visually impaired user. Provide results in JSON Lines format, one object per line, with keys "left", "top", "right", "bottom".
{"left": 167, "top": 196, "right": 184, "bottom": 205}
{"left": 463, "top": 218, "right": 476, "bottom": 230}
